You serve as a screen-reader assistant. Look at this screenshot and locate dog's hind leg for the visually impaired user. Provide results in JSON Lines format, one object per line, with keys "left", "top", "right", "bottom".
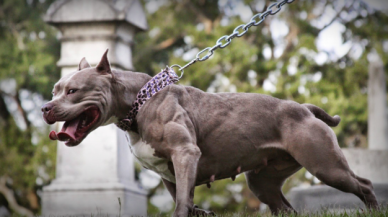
{"left": 285, "top": 117, "right": 378, "bottom": 210}
{"left": 245, "top": 165, "right": 300, "bottom": 215}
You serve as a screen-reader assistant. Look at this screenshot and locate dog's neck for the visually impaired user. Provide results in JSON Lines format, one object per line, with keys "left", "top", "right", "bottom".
{"left": 110, "top": 69, "right": 152, "bottom": 120}
{"left": 115, "top": 67, "right": 180, "bottom": 131}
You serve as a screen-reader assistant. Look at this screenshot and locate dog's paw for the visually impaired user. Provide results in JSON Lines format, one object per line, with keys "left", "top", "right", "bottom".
{"left": 190, "top": 204, "right": 216, "bottom": 216}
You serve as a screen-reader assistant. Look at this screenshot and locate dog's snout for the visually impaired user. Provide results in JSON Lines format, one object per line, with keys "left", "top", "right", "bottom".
{"left": 41, "top": 103, "right": 53, "bottom": 113}
{"left": 41, "top": 103, "right": 56, "bottom": 125}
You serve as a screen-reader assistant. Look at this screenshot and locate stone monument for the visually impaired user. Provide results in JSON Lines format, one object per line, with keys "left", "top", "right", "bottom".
{"left": 41, "top": 1, "right": 148, "bottom": 216}
{"left": 288, "top": 53, "right": 388, "bottom": 212}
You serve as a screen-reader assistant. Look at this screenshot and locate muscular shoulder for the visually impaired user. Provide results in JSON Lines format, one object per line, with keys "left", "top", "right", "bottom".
{"left": 136, "top": 85, "right": 193, "bottom": 127}
{"left": 162, "top": 84, "right": 205, "bottom": 98}
{"left": 136, "top": 84, "right": 197, "bottom": 143}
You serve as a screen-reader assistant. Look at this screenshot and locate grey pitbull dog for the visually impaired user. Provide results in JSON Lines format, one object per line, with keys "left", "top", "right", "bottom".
{"left": 42, "top": 51, "right": 378, "bottom": 216}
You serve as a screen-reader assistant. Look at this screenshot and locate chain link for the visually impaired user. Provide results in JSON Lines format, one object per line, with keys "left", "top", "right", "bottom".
{"left": 170, "top": 0, "right": 295, "bottom": 77}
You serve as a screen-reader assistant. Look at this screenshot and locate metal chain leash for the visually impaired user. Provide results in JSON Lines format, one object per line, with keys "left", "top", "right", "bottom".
{"left": 170, "top": 0, "right": 295, "bottom": 79}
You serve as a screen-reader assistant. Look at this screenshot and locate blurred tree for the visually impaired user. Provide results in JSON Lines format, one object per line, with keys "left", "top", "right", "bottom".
{"left": 133, "top": 0, "right": 388, "bottom": 215}
{"left": 0, "top": 0, "right": 60, "bottom": 215}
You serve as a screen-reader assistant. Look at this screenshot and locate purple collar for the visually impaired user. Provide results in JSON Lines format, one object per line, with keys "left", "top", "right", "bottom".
{"left": 116, "top": 67, "right": 179, "bottom": 131}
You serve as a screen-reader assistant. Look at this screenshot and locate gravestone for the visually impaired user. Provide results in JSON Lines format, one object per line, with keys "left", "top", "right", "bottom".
{"left": 41, "top": 1, "right": 148, "bottom": 216}
{"left": 287, "top": 53, "right": 388, "bottom": 212}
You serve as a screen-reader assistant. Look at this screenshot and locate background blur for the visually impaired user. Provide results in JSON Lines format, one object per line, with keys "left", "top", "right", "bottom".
{"left": 0, "top": 0, "right": 387, "bottom": 215}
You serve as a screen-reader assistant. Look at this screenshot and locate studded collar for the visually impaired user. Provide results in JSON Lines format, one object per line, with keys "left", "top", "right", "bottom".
{"left": 116, "top": 67, "right": 179, "bottom": 131}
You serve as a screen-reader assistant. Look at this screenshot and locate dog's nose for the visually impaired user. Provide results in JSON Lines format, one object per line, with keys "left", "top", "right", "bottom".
{"left": 41, "top": 103, "right": 53, "bottom": 113}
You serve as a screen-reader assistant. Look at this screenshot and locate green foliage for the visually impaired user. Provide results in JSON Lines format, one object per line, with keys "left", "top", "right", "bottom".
{"left": 0, "top": 0, "right": 60, "bottom": 214}
{"left": 0, "top": 0, "right": 60, "bottom": 99}
{"left": 0, "top": 120, "right": 56, "bottom": 211}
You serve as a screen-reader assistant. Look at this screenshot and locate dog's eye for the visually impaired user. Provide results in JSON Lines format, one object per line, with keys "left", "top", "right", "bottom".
{"left": 67, "top": 89, "right": 78, "bottom": 95}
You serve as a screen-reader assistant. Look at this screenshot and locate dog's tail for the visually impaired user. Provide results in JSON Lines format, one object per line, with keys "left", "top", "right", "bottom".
{"left": 303, "top": 103, "right": 341, "bottom": 127}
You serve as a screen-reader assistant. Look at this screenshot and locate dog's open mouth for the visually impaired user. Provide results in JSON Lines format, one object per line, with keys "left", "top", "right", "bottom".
{"left": 49, "top": 106, "right": 100, "bottom": 146}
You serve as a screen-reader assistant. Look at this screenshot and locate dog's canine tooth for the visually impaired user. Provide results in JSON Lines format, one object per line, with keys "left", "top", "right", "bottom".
{"left": 210, "top": 174, "right": 215, "bottom": 183}
{"left": 237, "top": 166, "right": 241, "bottom": 174}
{"left": 206, "top": 174, "right": 215, "bottom": 189}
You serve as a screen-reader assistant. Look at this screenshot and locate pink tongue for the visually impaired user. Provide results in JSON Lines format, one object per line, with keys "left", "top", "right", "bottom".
{"left": 49, "top": 131, "right": 58, "bottom": 140}
{"left": 56, "top": 118, "right": 80, "bottom": 142}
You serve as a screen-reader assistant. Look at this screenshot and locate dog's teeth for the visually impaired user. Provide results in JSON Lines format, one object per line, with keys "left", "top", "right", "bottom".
{"left": 210, "top": 175, "right": 215, "bottom": 182}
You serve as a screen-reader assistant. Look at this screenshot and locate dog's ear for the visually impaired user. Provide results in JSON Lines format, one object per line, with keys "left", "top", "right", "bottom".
{"left": 96, "top": 49, "right": 111, "bottom": 75}
{"left": 78, "top": 57, "right": 91, "bottom": 70}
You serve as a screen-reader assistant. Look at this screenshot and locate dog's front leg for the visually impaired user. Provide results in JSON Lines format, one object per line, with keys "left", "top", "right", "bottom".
{"left": 163, "top": 178, "right": 216, "bottom": 217}
{"left": 171, "top": 145, "right": 201, "bottom": 217}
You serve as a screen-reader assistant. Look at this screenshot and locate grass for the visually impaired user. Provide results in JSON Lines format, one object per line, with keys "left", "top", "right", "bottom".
{"left": 216, "top": 206, "right": 388, "bottom": 217}
{"left": 38, "top": 206, "right": 388, "bottom": 217}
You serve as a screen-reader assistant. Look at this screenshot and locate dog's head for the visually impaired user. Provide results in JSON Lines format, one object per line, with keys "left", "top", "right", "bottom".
{"left": 42, "top": 50, "right": 116, "bottom": 147}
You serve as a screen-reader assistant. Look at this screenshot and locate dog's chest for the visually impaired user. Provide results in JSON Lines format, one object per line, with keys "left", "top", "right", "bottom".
{"left": 127, "top": 132, "right": 175, "bottom": 183}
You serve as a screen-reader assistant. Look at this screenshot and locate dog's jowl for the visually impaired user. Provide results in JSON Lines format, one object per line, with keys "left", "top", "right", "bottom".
{"left": 42, "top": 50, "right": 378, "bottom": 217}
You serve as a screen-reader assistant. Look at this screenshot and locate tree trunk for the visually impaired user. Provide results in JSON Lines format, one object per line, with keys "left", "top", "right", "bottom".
{"left": 0, "top": 176, "right": 34, "bottom": 217}
{"left": 0, "top": 94, "right": 11, "bottom": 127}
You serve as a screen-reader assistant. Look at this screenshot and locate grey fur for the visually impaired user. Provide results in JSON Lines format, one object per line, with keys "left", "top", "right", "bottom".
{"left": 42, "top": 51, "right": 378, "bottom": 216}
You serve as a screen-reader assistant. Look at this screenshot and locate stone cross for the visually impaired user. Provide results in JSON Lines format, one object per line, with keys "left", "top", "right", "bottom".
{"left": 41, "top": 1, "right": 148, "bottom": 216}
